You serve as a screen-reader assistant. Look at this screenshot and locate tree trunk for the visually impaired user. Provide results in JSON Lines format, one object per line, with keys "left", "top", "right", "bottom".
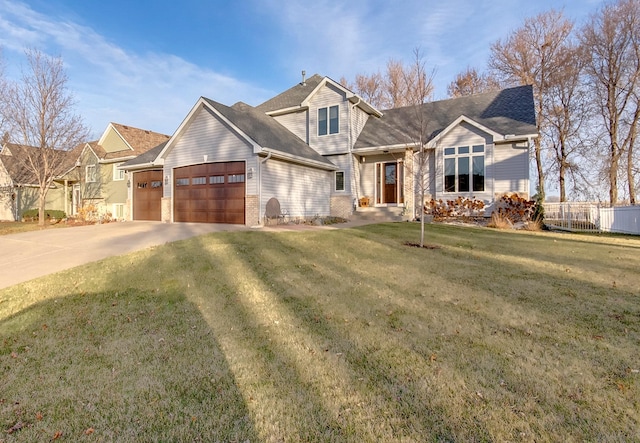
{"left": 609, "top": 150, "right": 619, "bottom": 205}
{"left": 38, "top": 190, "right": 46, "bottom": 227}
{"left": 559, "top": 165, "right": 566, "bottom": 202}
{"left": 534, "top": 137, "right": 545, "bottom": 201}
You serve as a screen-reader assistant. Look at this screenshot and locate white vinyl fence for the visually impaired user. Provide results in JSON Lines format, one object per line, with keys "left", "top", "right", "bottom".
{"left": 543, "top": 203, "right": 640, "bottom": 235}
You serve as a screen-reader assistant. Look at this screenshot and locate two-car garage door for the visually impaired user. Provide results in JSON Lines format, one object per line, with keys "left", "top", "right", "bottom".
{"left": 173, "top": 161, "right": 245, "bottom": 224}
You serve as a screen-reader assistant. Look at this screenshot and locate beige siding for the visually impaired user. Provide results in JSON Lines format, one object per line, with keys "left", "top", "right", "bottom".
{"left": 101, "top": 126, "right": 130, "bottom": 153}
{"left": 0, "top": 163, "right": 14, "bottom": 220}
{"left": 493, "top": 142, "right": 529, "bottom": 196}
{"left": 308, "top": 84, "right": 349, "bottom": 155}
{"left": 351, "top": 106, "right": 370, "bottom": 146}
{"left": 261, "top": 159, "right": 331, "bottom": 219}
{"left": 325, "top": 154, "right": 352, "bottom": 195}
{"left": 273, "top": 110, "right": 308, "bottom": 143}
{"left": 163, "top": 106, "right": 259, "bottom": 199}
{"left": 102, "top": 162, "right": 128, "bottom": 205}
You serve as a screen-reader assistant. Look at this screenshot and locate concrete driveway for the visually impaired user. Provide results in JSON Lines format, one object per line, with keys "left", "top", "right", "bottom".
{"left": 0, "top": 221, "right": 249, "bottom": 290}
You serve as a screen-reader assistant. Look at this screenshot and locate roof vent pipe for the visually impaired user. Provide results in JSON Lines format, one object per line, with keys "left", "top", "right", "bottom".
{"left": 301, "top": 70, "right": 306, "bottom": 86}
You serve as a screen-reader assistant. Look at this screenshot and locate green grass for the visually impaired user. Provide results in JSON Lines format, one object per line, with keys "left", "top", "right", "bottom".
{"left": 1, "top": 223, "right": 639, "bottom": 442}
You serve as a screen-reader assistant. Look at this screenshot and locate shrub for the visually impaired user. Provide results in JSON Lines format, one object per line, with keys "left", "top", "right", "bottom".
{"left": 22, "top": 209, "right": 66, "bottom": 221}
{"left": 425, "top": 197, "right": 486, "bottom": 221}
{"left": 493, "top": 193, "right": 536, "bottom": 223}
{"left": 77, "top": 204, "right": 99, "bottom": 222}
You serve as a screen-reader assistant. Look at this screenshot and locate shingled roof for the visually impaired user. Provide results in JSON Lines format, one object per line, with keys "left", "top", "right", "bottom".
{"left": 203, "top": 98, "right": 336, "bottom": 169}
{"left": 354, "top": 85, "right": 537, "bottom": 149}
{"left": 0, "top": 143, "right": 83, "bottom": 185}
{"left": 91, "top": 123, "right": 170, "bottom": 161}
{"left": 256, "top": 74, "right": 325, "bottom": 114}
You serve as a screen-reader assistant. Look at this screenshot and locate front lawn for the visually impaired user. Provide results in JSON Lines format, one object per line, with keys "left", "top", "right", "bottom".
{"left": 1, "top": 223, "right": 638, "bottom": 441}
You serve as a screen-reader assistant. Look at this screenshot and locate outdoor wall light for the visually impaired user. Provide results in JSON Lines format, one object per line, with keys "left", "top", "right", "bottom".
{"left": 164, "top": 175, "right": 169, "bottom": 186}
{"left": 127, "top": 179, "right": 130, "bottom": 188}
{"left": 247, "top": 167, "right": 254, "bottom": 179}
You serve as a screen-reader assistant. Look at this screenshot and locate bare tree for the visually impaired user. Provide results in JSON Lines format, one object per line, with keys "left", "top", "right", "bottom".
{"left": 489, "top": 9, "right": 574, "bottom": 202}
{"left": 343, "top": 56, "right": 435, "bottom": 110}
{"left": 447, "top": 67, "right": 502, "bottom": 98}
{"left": 543, "top": 43, "right": 590, "bottom": 201}
{"left": 580, "top": 0, "right": 640, "bottom": 205}
{"left": 402, "top": 49, "right": 435, "bottom": 247}
{"left": 2, "top": 49, "right": 88, "bottom": 225}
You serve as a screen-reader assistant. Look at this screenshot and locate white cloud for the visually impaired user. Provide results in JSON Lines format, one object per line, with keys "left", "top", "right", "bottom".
{"left": 0, "top": 0, "right": 272, "bottom": 137}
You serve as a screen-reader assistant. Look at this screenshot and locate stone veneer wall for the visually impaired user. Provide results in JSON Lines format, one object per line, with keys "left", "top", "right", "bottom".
{"left": 331, "top": 195, "right": 353, "bottom": 219}
{"left": 161, "top": 197, "right": 171, "bottom": 223}
{"left": 245, "top": 195, "right": 260, "bottom": 226}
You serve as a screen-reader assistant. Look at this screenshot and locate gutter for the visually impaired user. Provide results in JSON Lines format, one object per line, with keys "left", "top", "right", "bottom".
{"left": 259, "top": 148, "right": 337, "bottom": 171}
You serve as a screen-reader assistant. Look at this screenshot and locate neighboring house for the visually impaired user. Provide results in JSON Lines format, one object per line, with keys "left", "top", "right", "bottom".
{"left": 0, "top": 143, "right": 78, "bottom": 221}
{"left": 63, "top": 123, "right": 170, "bottom": 220}
{"left": 121, "top": 73, "right": 538, "bottom": 225}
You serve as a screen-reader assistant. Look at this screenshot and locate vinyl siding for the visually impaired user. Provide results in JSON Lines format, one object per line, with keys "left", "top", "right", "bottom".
{"left": 102, "top": 161, "right": 128, "bottom": 205}
{"left": 350, "top": 106, "right": 370, "bottom": 147}
{"left": 261, "top": 159, "right": 331, "bottom": 219}
{"left": 433, "top": 122, "right": 494, "bottom": 202}
{"left": 325, "top": 154, "right": 352, "bottom": 195}
{"left": 493, "top": 141, "right": 529, "bottom": 196}
{"left": 163, "top": 106, "right": 259, "bottom": 199}
{"left": 308, "top": 84, "right": 349, "bottom": 155}
{"left": 101, "top": 127, "right": 130, "bottom": 153}
{"left": 273, "top": 110, "right": 308, "bottom": 143}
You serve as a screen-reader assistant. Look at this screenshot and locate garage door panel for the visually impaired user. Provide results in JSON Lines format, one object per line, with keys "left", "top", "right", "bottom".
{"left": 173, "top": 161, "right": 245, "bottom": 224}
{"left": 133, "top": 170, "right": 163, "bottom": 221}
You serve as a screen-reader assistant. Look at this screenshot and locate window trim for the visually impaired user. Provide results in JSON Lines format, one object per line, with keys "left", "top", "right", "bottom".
{"left": 443, "top": 144, "right": 485, "bottom": 193}
{"left": 318, "top": 105, "right": 339, "bottom": 136}
{"left": 334, "top": 171, "right": 345, "bottom": 192}
{"left": 113, "top": 162, "right": 125, "bottom": 181}
{"left": 85, "top": 164, "right": 96, "bottom": 183}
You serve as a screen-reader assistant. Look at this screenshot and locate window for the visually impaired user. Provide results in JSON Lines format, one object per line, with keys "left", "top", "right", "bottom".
{"left": 209, "top": 175, "right": 224, "bottom": 184}
{"left": 335, "top": 171, "right": 345, "bottom": 191}
{"left": 192, "top": 176, "right": 206, "bottom": 185}
{"left": 176, "top": 178, "right": 189, "bottom": 186}
{"left": 86, "top": 164, "right": 96, "bottom": 183}
{"left": 228, "top": 174, "right": 245, "bottom": 183}
{"left": 444, "top": 144, "right": 485, "bottom": 193}
{"left": 318, "top": 105, "right": 339, "bottom": 136}
{"left": 113, "top": 163, "right": 125, "bottom": 181}
{"left": 151, "top": 180, "right": 162, "bottom": 188}
{"left": 113, "top": 204, "right": 124, "bottom": 220}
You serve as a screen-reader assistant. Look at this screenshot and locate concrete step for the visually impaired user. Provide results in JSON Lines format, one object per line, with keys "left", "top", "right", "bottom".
{"left": 351, "top": 206, "right": 405, "bottom": 222}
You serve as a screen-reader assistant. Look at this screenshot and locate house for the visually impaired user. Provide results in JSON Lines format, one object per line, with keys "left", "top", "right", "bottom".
{"left": 121, "top": 73, "right": 538, "bottom": 225}
{"left": 62, "top": 123, "right": 170, "bottom": 220}
{"left": 0, "top": 143, "right": 79, "bottom": 221}
{"left": 0, "top": 123, "right": 169, "bottom": 221}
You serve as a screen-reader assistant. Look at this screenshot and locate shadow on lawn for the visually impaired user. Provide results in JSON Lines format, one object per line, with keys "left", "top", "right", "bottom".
{"left": 0, "top": 287, "right": 260, "bottom": 441}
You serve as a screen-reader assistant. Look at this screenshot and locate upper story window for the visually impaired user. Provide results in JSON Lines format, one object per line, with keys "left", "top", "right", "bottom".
{"left": 444, "top": 145, "right": 485, "bottom": 193}
{"left": 86, "top": 164, "right": 97, "bottom": 183}
{"left": 318, "top": 105, "right": 339, "bottom": 136}
{"left": 113, "top": 163, "right": 125, "bottom": 181}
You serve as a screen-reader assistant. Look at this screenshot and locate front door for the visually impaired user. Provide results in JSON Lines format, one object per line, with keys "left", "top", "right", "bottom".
{"left": 376, "top": 161, "right": 403, "bottom": 204}
{"left": 384, "top": 163, "right": 397, "bottom": 203}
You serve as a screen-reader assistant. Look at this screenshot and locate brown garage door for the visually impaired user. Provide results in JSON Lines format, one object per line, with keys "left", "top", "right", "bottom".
{"left": 174, "top": 162, "right": 245, "bottom": 224}
{"left": 133, "top": 169, "right": 163, "bottom": 221}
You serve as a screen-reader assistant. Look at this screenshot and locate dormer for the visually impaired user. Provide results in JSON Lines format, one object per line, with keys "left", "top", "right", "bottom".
{"left": 256, "top": 73, "right": 382, "bottom": 155}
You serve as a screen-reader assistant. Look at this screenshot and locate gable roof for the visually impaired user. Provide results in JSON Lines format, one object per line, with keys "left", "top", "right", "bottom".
{"left": 203, "top": 98, "right": 336, "bottom": 169}
{"left": 354, "top": 85, "right": 537, "bottom": 150}
{"left": 0, "top": 142, "right": 83, "bottom": 185}
{"left": 92, "top": 123, "right": 170, "bottom": 161}
{"left": 256, "top": 74, "right": 382, "bottom": 118}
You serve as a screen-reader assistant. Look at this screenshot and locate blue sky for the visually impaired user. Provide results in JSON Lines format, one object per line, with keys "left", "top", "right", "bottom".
{"left": 1, "top": 0, "right": 600, "bottom": 139}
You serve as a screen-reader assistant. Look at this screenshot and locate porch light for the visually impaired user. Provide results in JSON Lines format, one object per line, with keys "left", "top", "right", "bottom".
{"left": 247, "top": 167, "right": 254, "bottom": 179}
{"left": 164, "top": 175, "right": 169, "bottom": 186}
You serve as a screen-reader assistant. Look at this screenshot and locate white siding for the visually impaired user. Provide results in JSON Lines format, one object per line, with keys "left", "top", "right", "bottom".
{"left": 432, "top": 122, "right": 494, "bottom": 202}
{"left": 325, "top": 154, "right": 352, "bottom": 195}
{"left": 308, "top": 84, "right": 350, "bottom": 155}
{"left": 493, "top": 142, "right": 529, "bottom": 196}
{"left": 163, "top": 106, "right": 259, "bottom": 198}
{"left": 273, "top": 110, "right": 308, "bottom": 143}
{"left": 261, "top": 159, "right": 331, "bottom": 218}
{"left": 350, "top": 107, "right": 370, "bottom": 148}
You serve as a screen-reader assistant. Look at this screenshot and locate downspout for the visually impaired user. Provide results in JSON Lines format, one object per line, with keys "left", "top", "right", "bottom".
{"left": 259, "top": 150, "right": 273, "bottom": 225}
{"left": 527, "top": 136, "right": 533, "bottom": 198}
{"left": 349, "top": 98, "right": 361, "bottom": 211}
